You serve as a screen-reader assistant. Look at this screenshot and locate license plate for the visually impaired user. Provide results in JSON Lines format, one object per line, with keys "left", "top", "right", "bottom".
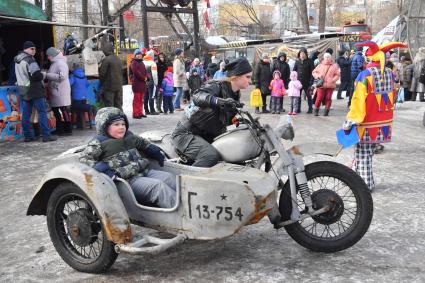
{"left": 187, "top": 191, "right": 243, "bottom": 222}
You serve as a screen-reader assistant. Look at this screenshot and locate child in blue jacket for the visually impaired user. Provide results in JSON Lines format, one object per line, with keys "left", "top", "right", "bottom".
{"left": 69, "top": 67, "right": 92, "bottom": 128}
{"left": 161, "top": 67, "right": 175, "bottom": 114}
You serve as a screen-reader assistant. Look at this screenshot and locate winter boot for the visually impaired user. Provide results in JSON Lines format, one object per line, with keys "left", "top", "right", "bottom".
{"left": 51, "top": 121, "right": 64, "bottom": 136}
{"left": 32, "top": 123, "right": 40, "bottom": 137}
{"left": 324, "top": 109, "right": 330, "bottom": 116}
{"left": 314, "top": 108, "right": 319, "bottom": 116}
{"left": 42, "top": 136, "right": 58, "bottom": 142}
{"left": 63, "top": 121, "right": 73, "bottom": 136}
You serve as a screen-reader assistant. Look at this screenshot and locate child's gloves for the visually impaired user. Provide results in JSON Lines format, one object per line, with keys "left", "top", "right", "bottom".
{"left": 94, "top": 161, "right": 118, "bottom": 180}
{"left": 145, "top": 144, "right": 165, "bottom": 167}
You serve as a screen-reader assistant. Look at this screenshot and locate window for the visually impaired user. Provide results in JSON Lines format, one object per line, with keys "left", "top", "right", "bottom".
{"left": 247, "top": 48, "right": 255, "bottom": 63}
{"left": 225, "top": 50, "right": 236, "bottom": 61}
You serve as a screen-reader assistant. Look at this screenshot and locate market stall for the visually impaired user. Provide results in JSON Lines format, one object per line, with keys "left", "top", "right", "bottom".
{"left": 0, "top": 1, "right": 117, "bottom": 142}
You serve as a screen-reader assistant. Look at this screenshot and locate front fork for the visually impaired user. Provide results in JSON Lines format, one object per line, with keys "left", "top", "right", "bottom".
{"left": 274, "top": 163, "right": 330, "bottom": 229}
{"left": 260, "top": 125, "right": 317, "bottom": 226}
{"left": 287, "top": 162, "right": 314, "bottom": 216}
{"left": 265, "top": 158, "right": 315, "bottom": 225}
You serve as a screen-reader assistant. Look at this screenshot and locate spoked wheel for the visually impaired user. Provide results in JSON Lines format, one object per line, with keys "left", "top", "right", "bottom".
{"left": 279, "top": 161, "right": 373, "bottom": 252}
{"left": 46, "top": 182, "right": 118, "bottom": 273}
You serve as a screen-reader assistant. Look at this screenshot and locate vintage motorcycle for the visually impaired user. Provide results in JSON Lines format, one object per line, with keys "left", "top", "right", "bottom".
{"left": 27, "top": 109, "right": 373, "bottom": 273}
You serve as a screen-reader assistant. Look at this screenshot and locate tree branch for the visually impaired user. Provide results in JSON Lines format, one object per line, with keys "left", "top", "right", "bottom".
{"left": 110, "top": 0, "right": 139, "bottom": 22}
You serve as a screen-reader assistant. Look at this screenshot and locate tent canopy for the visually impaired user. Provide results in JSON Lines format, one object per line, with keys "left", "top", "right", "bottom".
{"left": 0, "top": 1, "right": 47, "bottom": 21}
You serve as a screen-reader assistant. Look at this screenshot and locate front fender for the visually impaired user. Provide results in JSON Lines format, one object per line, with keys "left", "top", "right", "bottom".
{"left": 27, "top": 162, "right": 132, "bottom": 244}
{"left": 288, "top": 142, "right": 340, "bottom": 157}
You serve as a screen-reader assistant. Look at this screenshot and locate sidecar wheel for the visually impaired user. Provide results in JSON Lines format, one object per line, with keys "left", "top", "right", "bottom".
{"left": 279, "top": 161, "right": 373, "bottom": 252}
{"left": 46, "top": 182, "right": 118, "bottom": 273}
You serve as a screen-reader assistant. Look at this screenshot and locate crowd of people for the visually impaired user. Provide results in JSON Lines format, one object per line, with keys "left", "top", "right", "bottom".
{"left": 252, "top": 45, "right": 425, "bottom": 117}
{"left": 11, "top": 37, "right": 233, "bottom": 143}
{"left": 128, "top": 47, "right": 227, "bottom": 117}
{"left": 13, "top": 40, "right": 103, "bottom": 142}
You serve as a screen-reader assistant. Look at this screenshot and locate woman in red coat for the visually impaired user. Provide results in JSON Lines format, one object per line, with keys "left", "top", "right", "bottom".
{"left": 130, "top": 49, "right": 147, "bottom": 118}
{"left": 312, "top": 53, "right": 340, "bottom": 116}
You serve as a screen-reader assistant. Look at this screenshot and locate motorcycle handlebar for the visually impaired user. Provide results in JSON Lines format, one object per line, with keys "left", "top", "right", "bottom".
{"left": 235, "top": 109, "right": 258, "bottom": 127}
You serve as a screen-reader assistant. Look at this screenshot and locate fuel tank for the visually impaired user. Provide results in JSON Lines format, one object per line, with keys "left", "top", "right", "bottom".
{"left": 212, "top": 125, "right": 262, "bottom": 163}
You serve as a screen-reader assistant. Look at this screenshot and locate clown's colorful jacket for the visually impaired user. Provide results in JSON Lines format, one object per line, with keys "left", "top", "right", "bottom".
{"left": 346, "top": 66, "right": 396, "bottom": 144}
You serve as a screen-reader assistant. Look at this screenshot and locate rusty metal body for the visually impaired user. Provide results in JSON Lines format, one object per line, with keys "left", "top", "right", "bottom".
{"left": 27, "top": 110, "right": 344, "bottom": 263}
{"left": 27, "top": 145, "right": 278, "bottom": 253}
{"left": 26, "top": 108, "right": 375, "bottom": 274}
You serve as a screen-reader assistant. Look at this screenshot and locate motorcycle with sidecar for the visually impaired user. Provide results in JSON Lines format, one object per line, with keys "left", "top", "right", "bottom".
{"left": 27, "top": 109, "right": 373, "bottom": 273}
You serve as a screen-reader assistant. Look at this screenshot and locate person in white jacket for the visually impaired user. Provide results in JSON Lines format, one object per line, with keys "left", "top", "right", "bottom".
{"left": 143, "top": 50, "right": 159, "bottom": 115}
{"left": 173, "top": 48, "right": 187, "bottom": 111}
{"left": 287, "top": 71, "right": 303, "bottom": 115}
{"left": 46, "top": 47, "right": 72, "bottom": 135}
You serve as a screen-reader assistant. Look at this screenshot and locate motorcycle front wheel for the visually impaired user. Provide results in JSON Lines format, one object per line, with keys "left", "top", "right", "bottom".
{"left": 46, "top": 182, "right": 118, "bottom": 273}
{"left": 279, "top": 161, "right": 373, "bottom": 252}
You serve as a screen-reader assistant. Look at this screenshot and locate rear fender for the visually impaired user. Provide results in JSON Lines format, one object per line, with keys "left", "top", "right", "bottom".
{"left": 26, "top": 162, "right": 132, "bottom": 244}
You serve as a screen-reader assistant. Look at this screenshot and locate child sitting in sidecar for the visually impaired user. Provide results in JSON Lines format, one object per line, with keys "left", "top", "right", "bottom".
{"left": 79, "top": 107, "right": 176, "bottom": 208}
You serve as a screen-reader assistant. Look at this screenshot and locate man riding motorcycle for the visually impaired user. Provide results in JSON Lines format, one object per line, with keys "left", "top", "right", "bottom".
{"left": 171, "top": 57, "right": 252, "bottom": 167}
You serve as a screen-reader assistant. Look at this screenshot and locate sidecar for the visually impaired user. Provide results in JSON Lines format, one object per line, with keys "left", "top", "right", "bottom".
{"left": 27, "top": 146, "right": 278, "bottom": 273}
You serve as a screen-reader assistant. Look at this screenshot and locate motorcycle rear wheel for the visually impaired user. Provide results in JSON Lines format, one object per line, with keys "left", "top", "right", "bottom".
{"left": 46, "top": 182, "right": 118, "bottom": 273}
{"left": 279, "top": 161, "right": 373, "bottom": 252}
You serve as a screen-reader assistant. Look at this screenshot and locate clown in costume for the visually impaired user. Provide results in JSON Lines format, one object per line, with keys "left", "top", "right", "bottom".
{"left": 343, "top": 41, "right": 407, "bottom": 190}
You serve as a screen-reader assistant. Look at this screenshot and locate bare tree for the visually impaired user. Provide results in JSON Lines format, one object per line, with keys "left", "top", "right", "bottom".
{"left": 318, "top": 0, "right": 326, "bottom": 32}
{"left": 299, "top": 0, "right": 310, "bottom": 33}
{"left": 102, "top": 0, "right": 110, "bottom": 25}
{"left": 110, "top": 0, "right": 139, "bottom": 22}
{"left": 81, "top": 0, "right": 89, "bottom": 39}
{"left": 290, "top": 0, "right": 310, "bottom": 33}
{"left": 220, "top": 0, "right": 273, "bottom": 38}
{"left": 45, "top": 0, "right": 53, "bottom": 20}
{"left": 148, "top": 0, "right": 190, "bottom": 40}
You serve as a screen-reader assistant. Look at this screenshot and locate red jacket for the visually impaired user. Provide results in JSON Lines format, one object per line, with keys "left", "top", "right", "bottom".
{"left": 130, "top": 59, "right": 147, "bottom": 93}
